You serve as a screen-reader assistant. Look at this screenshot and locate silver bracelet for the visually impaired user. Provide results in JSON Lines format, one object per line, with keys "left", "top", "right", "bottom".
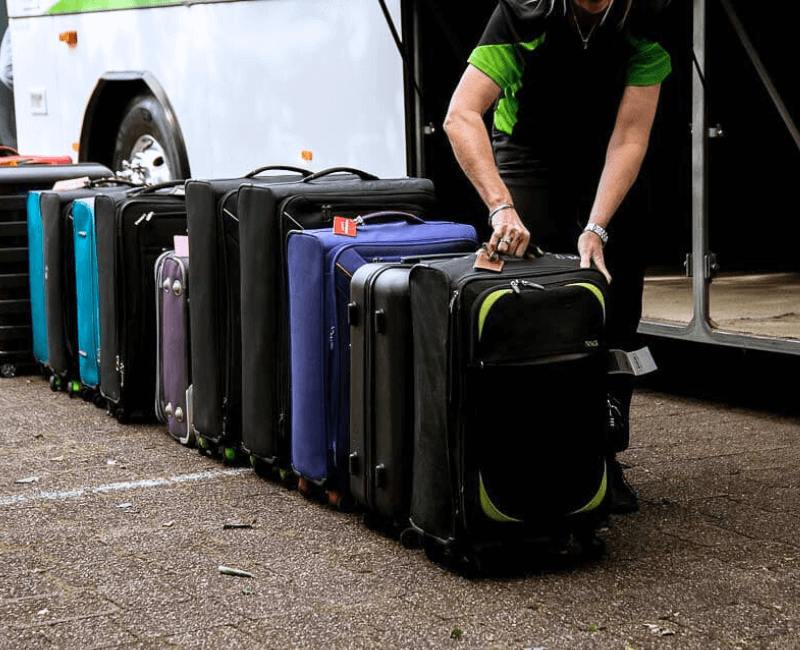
{"left": 583, "top": 221, "right": 608, "bottom": 246}
{"left": 488, "top": 202, "right": 514, "bottom": 225}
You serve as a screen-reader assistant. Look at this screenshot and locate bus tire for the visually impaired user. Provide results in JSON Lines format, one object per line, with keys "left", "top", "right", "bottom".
{"left": 112, "top": 93, "right": 186, "bottom": 183}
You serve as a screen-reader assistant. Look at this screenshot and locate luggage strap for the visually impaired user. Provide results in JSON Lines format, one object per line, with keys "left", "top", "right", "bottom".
{"left": 608, "top": 347, "right": 657, "bottom": 376}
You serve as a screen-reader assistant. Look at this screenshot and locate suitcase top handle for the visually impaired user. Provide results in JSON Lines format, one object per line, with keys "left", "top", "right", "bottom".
{"left": 127, "top": 179, "right": 186, "bottom": 195}
{"left": 356, "top": 211, "right": 425, "bottom": 225}
{"left": 86, "top": 176, "right": 142, "bottom": 189}
{"left": 301, "top": 167, "right": 380, "bottom": 183}
{"left": 245, "top": 165, "right": 313, "bottom": 178}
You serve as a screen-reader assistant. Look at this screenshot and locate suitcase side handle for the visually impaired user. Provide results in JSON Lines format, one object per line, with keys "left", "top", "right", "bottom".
{"left": 301, "top": 166, "right": 380, "bottom": 183}
{"left": 245, "top": 165, "right": 313, "bottom": 178}
{"left": 356, "top": 211, "right": 425, "bottom": 225}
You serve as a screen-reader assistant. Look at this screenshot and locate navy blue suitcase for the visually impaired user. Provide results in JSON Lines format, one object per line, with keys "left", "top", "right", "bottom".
{"left": 286, "top": 212, "right": 477, "bottom": 506}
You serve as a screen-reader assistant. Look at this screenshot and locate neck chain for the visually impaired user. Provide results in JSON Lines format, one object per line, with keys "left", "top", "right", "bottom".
{"left": 569, "top": 0, "right": 614, "bottom": 50}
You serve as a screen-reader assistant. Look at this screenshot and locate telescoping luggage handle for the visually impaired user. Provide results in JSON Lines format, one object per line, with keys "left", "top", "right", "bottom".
{"left": 301, "top": 166, "right": 380, "bottom": 183}
{"left": 245, "top": 165, "right": 313, "bottom": 178}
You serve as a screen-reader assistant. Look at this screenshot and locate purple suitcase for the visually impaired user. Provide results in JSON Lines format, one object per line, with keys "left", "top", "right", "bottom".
{"left": 155, "top": 249, "right": 193, "bottom": 445}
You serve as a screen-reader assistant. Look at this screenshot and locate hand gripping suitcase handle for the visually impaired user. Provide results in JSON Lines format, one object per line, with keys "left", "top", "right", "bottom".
{"left": 301, "top": 166, "right": 380, "bottom": 183}
{"left": 357, "top": 210, "right": 425, "bottom": 225}
{"left": 245, "top": 165, "right": 313, "bottom": 178}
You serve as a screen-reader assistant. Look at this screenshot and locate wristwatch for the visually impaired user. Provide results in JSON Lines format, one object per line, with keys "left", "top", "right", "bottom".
{"left": 583, "top": 221, "right": 608, "bottom": 246}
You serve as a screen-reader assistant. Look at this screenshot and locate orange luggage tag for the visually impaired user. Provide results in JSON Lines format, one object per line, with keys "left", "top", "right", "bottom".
{"left": 333, "top": 216, "right": 358, "bottom": 237}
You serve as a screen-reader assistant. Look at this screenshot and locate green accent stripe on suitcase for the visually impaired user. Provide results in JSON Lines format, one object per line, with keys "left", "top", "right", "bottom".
{"left": 570, "top": 459, "right": 608, "bottom": 515}
{"left": 477, "top": 289, "right": 512, "bottom": 341}
{"left": 567, "top": 282, "right": 606, "bottom": 322}
{"left": 479, "top": 472, "right": 522, "bottom": 523}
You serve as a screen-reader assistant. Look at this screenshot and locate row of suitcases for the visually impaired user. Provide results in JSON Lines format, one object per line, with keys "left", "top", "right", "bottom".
{"left": 19, "top": 162, "right": 618, "bottom": 569}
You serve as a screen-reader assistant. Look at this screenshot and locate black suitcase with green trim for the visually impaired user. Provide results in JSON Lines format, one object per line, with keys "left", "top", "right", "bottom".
{"left": 407, "top": 250, "right": 613, "bottom": 569}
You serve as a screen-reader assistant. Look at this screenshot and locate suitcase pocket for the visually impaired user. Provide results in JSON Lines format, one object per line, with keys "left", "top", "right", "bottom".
{"left": 470, "top": 281, "right": 606, "bottom": 364}
{"left": 465, "top": 355, "right": 608, "bottom": 525}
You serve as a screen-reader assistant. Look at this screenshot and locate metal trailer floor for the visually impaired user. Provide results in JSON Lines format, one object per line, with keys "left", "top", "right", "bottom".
{"left": 642, "top": 271, "right": 800, "bottom": 342}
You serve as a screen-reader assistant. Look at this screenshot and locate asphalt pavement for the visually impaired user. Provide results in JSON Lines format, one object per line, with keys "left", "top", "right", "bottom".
{"left": 1, "top": 348, "right": 799, "bottom": 650}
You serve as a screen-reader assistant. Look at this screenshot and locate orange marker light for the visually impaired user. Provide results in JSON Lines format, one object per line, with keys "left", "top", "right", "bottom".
{"left": 59, "top": 31, "right": 78, "bottom": 46}
{"left": 301, "top": 150, "right": 313, "bottom": 162}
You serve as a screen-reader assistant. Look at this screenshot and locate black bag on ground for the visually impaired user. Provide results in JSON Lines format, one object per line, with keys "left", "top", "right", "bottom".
{"left": 407, "top": 250, "right": 613, "bottom": 566}
{"left": 1, "top": 163, "right": 109, "bottom": 377}
{"left": 236, "top": 168, "right": 438, "bottom": 480}
{"left": 185, "top": 166, "right": 312, "bottom": 460}
{"left": 95, "top": 182, "right": 188, "bottom": 421}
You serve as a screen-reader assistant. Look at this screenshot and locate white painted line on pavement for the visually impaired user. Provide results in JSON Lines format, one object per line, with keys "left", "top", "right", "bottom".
{"left": 0, "top": 467, "right": 253, "bottom": 506}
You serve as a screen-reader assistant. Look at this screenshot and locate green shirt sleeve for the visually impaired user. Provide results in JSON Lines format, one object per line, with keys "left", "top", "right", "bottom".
{"left": 626, "top": 37, "right": 672, "bottom": 86}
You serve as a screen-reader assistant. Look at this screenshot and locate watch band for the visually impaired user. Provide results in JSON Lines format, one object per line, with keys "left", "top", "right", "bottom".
{"left": 583, "top": 221, "right": 608, "bottom": 246}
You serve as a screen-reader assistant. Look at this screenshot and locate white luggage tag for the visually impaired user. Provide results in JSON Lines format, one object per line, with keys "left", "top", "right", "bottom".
{"left": 608, "top": 347, "right": 658, "bottom": 376}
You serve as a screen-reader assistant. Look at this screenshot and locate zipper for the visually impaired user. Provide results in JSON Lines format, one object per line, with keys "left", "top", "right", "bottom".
{"left": 509, "top": 279, "right": 545, "bottom": 293}
{"left": 116, "top": 355, "right": 125, "bottom": 389}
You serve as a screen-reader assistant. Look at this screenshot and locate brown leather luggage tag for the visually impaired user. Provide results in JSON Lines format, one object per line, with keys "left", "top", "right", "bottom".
{"left": 473, "top": 246, "right": 505, "bottom": 272}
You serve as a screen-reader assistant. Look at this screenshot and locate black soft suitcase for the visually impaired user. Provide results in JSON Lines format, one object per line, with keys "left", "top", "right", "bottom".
{"left": 39, "top": 181, "right": 136, "bottom": 394}
{"left": 0, "top": 163, "right": 110, "bottom": 377}
{"left": 185, "top": 166, "right": 312, "bottom": 461}
{"left": 407, "top": 250, "right": 613, "bottom": 569}
{"left": 237, "top": 168, "right": 439, "bottom": 481}
{"left": 95, "top": 182, "right": 189, "bottom": 421}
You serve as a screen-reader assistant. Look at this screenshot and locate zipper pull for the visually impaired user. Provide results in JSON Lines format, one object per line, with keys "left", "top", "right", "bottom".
{"left": 134, "top": 211, "right": 154, "bottom": 226}
{"left": 449, "top": 289, "right": 459, "bottom": 311}
{"left": 511, "top": 279, "right": 545, "bottom": 293}
{"left": 329, "top": 326, "right": 335, "bottom": 350}
{"left": 115, "top": 355, "right": 125, "bottom": 388}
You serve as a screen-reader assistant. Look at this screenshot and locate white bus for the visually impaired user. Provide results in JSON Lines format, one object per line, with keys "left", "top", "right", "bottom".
{"left": 5, "top": 0, "right": 800, "bottom": 358}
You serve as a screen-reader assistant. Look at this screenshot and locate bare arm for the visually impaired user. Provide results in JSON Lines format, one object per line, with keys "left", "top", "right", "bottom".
{"left": 579, "top": 83, "right": 662, "bottom": 281}
{"left": 444, "top": 64, "right": 530, "bottom": 256}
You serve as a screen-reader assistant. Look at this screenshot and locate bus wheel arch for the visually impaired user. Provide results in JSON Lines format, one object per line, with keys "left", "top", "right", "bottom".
{"left": 78, "top": 72, "right": 191, "bottom": 181}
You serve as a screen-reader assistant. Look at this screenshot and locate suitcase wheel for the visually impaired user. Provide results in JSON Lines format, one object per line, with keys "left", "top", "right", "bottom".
{"left": 297, "top": 476, "right": 311, "bottom": 496}
{"left": 223, "top": 446, "right": 238, "bottom": 465}
{"left": 49, "top": 375, "right": 61, "bottom": 392}
{"left": 113, "top": 407, "right": 128, "bottom": 422}
{"left": 68, "top": 380, "right": 81, "bottom": 397}
{"left": 279, "top": 468, "right": 298, "bottom": 490}
{"left": 399, "top": 527, "right": 422, "bottom": 550}
{"left": 197, "top": 437, "right": 210, "bottom": 455}
{"left": 250, "top": 456, "right": 271, "bottom": 479}
{"left": 575, "top": 530, "right": 606, "bottom": 560}
{"left": 326, "top": 490, "right": 355, "bottom": 512}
